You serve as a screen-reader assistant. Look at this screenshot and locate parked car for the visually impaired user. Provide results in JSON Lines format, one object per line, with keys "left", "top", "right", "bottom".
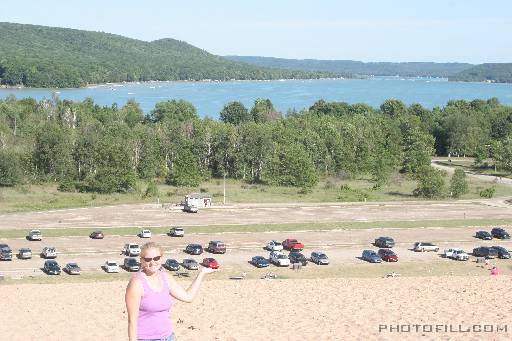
{"left": 310, "top": 251, "right": 329, "bottom": 265}
{"left": 0, "top": 244, "right": 13, "bottom": 261}
{"left": 490, "top": 246, "right": 511, "bottom": 259}
{"left": 443, "top": 248, "right": 469, "bottom": 261}
{"left": 18, "top": 248, "right": 32, "bottom": 259}
{"left": 169, "top": 227, "right": 185, "bottom": 237}
{"left": 104, "top": 260, "right": 120, "bottom": 273}
{"left": 182, "top": 259, "right": 199, "bottom": 270}
{"left": 282, "top": 239, "right": 305, "bottom": 251}
{"left": 288, "top": 252, "right": 308, "bottom": 266}
{"left": 123, "top": 243, "right": 141, "bottom": 256}
{"left": 138, "top": 229, "right": 152, "bottom": 238}
{"left": 491, "top": 227, "right": 510, "bottom": 239}
{"left": 472, "top": 246, "right": 499, "bottom": 259}
{"left": 164, "top": 258, "right": 181, "bottom": 271}
{"left": 41, "top": 246, "right": 57, "bottom": 259}
{"left": 362, "top": 250, "right": 382, "bottom": 263}
{"left": 64, "top": 263, "right": 81, "bottom": 275}
{"left": 201, "top": 258, "right": 219, "bottom": 269}
{"left": 185, "top": 244, "right": 203, "bottom": 255}
{"left": 475, "top": 231, "right": 492, "bottom": 240}
{"left": 251, "top": 256, "right": 270, "bottom": 268}
{"left": 28, "top": 229, "right": 42, "bottom": 241}
{"left": 44, "top": 260, "right": 61, "bottom": 275}
{"left": 269, "top": 251, "right": 290, "bottom": 267}
{"left": 90, "top": 230, "right": 104, "bottom": 239}
{"left": 184, "top": 204, "right": 199, "bottom": 213}
{"left": 378, "top": 249, "right": 398, "bottom": 262}
{"left": 413, "top": 242, "right": 439, "bottom": 252}
{"left": 124, "top": 257, "right": 141, "bottom": 272}
{"left": 265, "top": 240, "right": 283, "bottom": 251}
{"left": 374, "top": 237, "right": 395, "bottom": 248}
{"left": 207, "top": 241, "right": 226, "bottom": 254}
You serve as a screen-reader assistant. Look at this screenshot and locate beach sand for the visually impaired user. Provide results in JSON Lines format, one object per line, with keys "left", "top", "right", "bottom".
{"left": 1, "top": 275, "right": 510, "bottom": 341}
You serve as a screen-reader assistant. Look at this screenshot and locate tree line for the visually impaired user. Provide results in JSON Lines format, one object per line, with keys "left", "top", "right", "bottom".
{"left": 0, "top": 22, "right": 335, "bottom": 88}
{"left": 1, "top": 95, "right": 511, "bottom": 199}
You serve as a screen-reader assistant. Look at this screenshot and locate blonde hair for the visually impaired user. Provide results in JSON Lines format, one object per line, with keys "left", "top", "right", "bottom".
{"left": 140, "top": 242, "right": 163, "bottom": 258}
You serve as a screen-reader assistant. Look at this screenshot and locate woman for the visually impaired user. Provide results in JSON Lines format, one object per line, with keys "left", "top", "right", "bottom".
{"left": 125, "top": 242, "right": 216, "bottom": 341}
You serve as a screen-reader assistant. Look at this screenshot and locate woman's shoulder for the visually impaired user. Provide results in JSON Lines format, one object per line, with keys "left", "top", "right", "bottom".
{"left": 126, "top": 273, "right": 144, "bottom": 292}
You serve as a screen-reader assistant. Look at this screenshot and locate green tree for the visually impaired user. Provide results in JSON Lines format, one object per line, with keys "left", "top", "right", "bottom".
{"left": 449, "top": 168, "right": 468, "bottom": 198}
{"left": 220, "top": 101, "right": 251, "bottom": 125}
{"left": 402, "top": 129, "right": 435, "bottom": 175}
{"left": 0, "top": 151, "right": 22, "bottom": 186}
{"left": 263, "top": 144, "right": 318, "bottom": 189}
{"left": 148, "top": 100, "right": 198, "bottom": 123}
{"left": 251, "top": 98, "right": 281, "bottom": 123}
{"left": 413, "top": 167, "right": 446, "bottom": 199}
{"left": 166, "top": 148, "right": 202, "bottom": 187}
{"left": 380, "top": 99, "right": 407, "bottom": 118}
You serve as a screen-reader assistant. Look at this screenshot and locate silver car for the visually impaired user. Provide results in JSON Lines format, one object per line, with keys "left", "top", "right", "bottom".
{"left": 311, "top": 251, "right": 329, "bottom": 265}
{"left": 18, "top": 248, "right": 32, "bottom": 259}
{"left": 182, "top": 259, "right": 199, "bottom": 270}
{"left": 64, "top": 263, "right": 81, "bottom": 275}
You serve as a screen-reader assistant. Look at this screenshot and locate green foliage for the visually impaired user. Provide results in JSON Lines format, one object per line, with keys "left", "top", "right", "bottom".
{"left": 413, "top": 167, "right": 446, "bottom": 199}
{"left": 402, "top": 129, "right": 435, "bottom": 174}
{"left": 144, "top": 181, "right": 160, "bottom": 198}
{"left": 0, "top": 151, "right": 22, "bottom": 186}
{"left": 479, "top": 186, "right": 496, "bottom": 198}
{"left": 148, "top": 100, "right": 198, "bottom": 123}
{"left": 380, "top": 99, "right": 407, "bottom": 117}
{"left": 449, "top": 63, "right": 512, "bottom": 83}
{"left": 449, "top": 168, "right": 468, "bottom": 198}
{"left": 251, "top": 99, "right": 281, "bottom": 123}
{"left": 263, "top": 144, "right": 318, "bottom": 189}
{"left": 220, "top": 101, "right": 251, "bottom": 124}
{"left": 0, "top": 23, "right": 334, "bottom": 88}
{"left": 166, "top": 148, "right": 202, "bottom": 187}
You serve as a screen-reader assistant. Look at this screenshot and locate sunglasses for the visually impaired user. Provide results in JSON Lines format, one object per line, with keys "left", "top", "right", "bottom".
{"left": 142, "top": 255, "right": 161, "bottom": 262}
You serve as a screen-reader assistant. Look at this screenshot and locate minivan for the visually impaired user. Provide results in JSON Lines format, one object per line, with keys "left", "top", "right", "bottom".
{"left": 207, "top": 241, "right": 226, "bottom": 254}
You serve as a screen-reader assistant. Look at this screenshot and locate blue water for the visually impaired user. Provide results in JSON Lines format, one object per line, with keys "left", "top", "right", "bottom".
{"left": 1, "top": 77, "right": 511, "bottom": 118}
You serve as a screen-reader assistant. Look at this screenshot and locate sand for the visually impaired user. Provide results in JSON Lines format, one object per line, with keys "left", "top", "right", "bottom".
{"left": 1, "top": 276, "right": 511, "bottom": 341}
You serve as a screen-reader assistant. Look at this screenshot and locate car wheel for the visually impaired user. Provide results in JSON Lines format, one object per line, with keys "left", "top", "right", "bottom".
{"left": 421, "top": 248, "right": 425, "bottom": 252}
{"left": 435, "top": 248, "right": 439, "bottom": 252}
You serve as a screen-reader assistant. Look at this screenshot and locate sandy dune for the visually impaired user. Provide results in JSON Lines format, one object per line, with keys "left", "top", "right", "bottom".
{"left": 1, "top": 276, "right": 510, "bottom": 341}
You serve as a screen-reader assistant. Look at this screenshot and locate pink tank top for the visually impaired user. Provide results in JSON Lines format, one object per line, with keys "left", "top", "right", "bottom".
{"left": 136, "top": 271, "right": 174, "bottom": 339}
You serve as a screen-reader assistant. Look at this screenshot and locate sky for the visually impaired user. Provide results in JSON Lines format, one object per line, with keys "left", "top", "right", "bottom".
{"left": 1, "top": 0, "right": 511, "bottom": 63}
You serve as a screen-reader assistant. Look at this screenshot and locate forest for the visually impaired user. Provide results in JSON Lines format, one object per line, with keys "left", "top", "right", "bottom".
{"left": 0, "top": 22, "right": 334, "bottom": 88}
{"left": 1, "top": 94, "right": 511, "bottom": 200}
{"left": 449, "top": 63, "right": 512, "bottom": 83}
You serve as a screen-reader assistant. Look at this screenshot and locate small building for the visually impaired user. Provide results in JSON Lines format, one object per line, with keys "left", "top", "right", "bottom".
{"left": 185, "top": 193, "right": 212, "bottom": 208}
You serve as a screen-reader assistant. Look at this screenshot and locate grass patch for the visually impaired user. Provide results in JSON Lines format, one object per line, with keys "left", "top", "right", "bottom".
{"left": 1, "top": 218, "right": 511, "bottom": 239}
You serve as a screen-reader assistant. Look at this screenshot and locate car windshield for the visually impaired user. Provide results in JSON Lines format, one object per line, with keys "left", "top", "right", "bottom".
{"left": 129, "top": 245, "right": 139, "bottom": 249}
{"left": 277, "top": 255, "right": 287, "bottom": 259}
{"left": 492, "top": 247, "right": 506, "bottom": 252}
{"left": 107, "top": 262, "right": 117, "bottom": 266}
{"left": 68, "top": 263, "right": 78, "bottom": 267}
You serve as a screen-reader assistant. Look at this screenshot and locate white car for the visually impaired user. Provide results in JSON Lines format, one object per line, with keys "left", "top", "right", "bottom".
{"left": 444, "top": 248, "right": 469, "bottom": 261}
{"left": 169, "top": 227, "right": 184, "bottom": 237}
{"left": 269, "top": 251, "right": 290, "bottom": 267}
{"left": 139, "top": 229, "right": 152, "bottom": 238}
{"left": 41, "top": 246, "right": 57, "bottom": 259}
{"left": 104, "top": 260, "right": 119, "bottom": 273}
{"left": 123, "top": 243, "right": 141, "bottom": 256}
{"left": 28, "top": 229, "right": 42, "bottom": 241}
{"left": 184, "top": 204, "right": 198, "bottom": 213}
{"left": 266, "top": 240, "right": 283, "bottom": 251}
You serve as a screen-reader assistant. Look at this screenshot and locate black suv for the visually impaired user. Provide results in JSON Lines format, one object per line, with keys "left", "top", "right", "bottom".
{"left": 374, "top": 237, "right": 395, "bottom": 248}
{"left": 490, "top": 246, "right": 511, "bottom": 259}
{"left": 0, "top": 244, "right": 12, "bottom": 261}
{"left": 44, "top": 260, "right": 61, "bottom": 275}
{"left": 288, "top": 252, "right": 308, "bottom": 266}
{"left": 491, "top": 228, "right": 510, "bottom": 239}
{"left": 475, "top": 231, "right": 492, "bottom": 240}
{"left": 473, "top": 247, "right": 498, "bottom": 259}
{"left": 185, "top": 244, "right": 203, "bottom": 255}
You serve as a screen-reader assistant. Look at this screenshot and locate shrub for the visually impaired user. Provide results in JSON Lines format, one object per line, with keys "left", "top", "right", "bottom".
{"left": 479, "top": 187, "right": 496, "bottom": 198}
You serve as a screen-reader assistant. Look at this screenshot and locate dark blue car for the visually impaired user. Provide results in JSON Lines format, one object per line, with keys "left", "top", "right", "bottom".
{"left": 491, "top": 246, "right": 510, "bottom": 259}
{"left": 251, "top": 256, "right": 269, "bottom": 268}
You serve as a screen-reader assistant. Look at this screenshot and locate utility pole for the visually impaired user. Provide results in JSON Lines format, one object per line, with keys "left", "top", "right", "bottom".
{"left": 223, "top": 171, "right": 226, "bottom": 205}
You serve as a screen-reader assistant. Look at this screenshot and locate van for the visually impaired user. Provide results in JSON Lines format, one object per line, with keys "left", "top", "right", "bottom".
{"left": 207, "top": 241, "right": 226, "bottom": 254}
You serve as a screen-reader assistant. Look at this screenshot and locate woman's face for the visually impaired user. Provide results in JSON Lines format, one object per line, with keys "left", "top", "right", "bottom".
{"left": 140, "top": 247, "right": 162, "bottom": 275}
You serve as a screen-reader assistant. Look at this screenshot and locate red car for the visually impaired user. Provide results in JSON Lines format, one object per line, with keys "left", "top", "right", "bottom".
{"left": 378, "top": 249, "right": 398, "bottom": 262}
{"left": 201, "top": 258, "right": 219, "bottom": 269}
{"left": 282, "top": 239, "right": 304, "bottom": 251}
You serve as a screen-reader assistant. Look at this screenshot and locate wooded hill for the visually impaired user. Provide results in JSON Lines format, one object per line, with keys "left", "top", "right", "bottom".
{"left": 223, "top": 56, "right": 474, "bottom": 78}
{"left": 449, "top": 63, "right": 512, "bottom": 83}
{"left": 0, "top": 22, "right": 335, "bottom": 88}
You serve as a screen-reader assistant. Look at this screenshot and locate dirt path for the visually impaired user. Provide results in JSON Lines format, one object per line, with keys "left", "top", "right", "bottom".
{"left": 431, "top": 159, "right": 512, "bottom": 186}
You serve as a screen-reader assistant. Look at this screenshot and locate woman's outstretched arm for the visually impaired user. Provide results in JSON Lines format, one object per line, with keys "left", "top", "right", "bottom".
{"left": 167, "top": 267, "right": 216, "bottom": 303}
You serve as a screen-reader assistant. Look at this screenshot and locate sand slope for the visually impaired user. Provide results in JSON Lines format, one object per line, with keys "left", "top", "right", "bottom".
{"left": 1, "top": 276, "right": 511, "bottom": 341}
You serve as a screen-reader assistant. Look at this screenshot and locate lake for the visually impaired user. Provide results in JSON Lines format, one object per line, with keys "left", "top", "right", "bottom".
{"left": 1, "top": 77, "right": 511, "bottom": 118}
